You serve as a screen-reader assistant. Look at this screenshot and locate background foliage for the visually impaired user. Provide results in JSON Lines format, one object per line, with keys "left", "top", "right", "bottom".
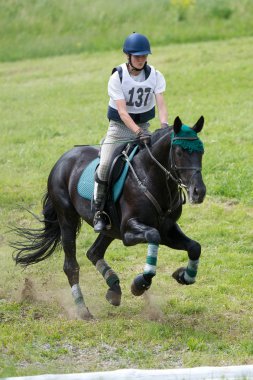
{"left": 0, "top": 0, "right": 253, "bottom": 62}
{"left": 0, "top": 0, "right": 252, "bottom": 377}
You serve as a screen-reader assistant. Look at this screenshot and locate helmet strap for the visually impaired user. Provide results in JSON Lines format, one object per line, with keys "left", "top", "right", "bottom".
{"left": 128, "top": 55, "right": 147, "bottom": 73}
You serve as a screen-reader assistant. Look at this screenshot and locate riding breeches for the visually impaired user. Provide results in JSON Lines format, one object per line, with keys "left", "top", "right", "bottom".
{"left": 96, "top": 120, "right": 150, "bottom": 182}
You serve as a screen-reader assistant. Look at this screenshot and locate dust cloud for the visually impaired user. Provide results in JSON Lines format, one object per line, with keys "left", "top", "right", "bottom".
{"left": 142, "top": 291, "right": 165, "bottom": 322}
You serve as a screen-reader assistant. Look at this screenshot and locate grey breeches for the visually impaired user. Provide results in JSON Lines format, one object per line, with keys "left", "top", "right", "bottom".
{"left": 97, "top": 120, "right": 150, "bottom": 182}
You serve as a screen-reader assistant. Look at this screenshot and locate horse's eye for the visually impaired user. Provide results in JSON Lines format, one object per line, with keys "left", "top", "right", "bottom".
{"left": 176, "top": 149, "right": 183, "bottom": 158}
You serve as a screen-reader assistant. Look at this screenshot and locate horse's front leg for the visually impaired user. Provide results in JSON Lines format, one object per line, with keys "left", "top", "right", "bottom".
{"left": 86, "top": 234, "right": 122, "bottom": 306}
{"left": 123, "top": 218, "right": 161, "bottom": 296}
{"left": 161, "top": 223, "right": 201, "bottom": 285}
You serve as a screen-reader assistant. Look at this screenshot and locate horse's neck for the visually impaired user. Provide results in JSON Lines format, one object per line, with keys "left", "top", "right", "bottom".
{"left": 137, "top": 132, "right": 179, "bottom": 206}
{"left": 134, "top": 132, "right": 171, "bottom": 171}
{"left": 134, "top": 130, "right": 171, "bottom": 174}
{"left": 151, "top": 132, "right": 171, "bottom": 168}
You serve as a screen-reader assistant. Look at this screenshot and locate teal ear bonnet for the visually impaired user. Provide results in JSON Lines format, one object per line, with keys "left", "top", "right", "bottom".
{"left": 171, "top": 125, "right": 204, "bottom": 153}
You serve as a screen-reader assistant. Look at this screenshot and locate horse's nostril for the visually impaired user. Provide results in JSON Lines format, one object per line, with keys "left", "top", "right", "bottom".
{"left": 194, "top": 186, "right": 206, "bottom": 200}
{"left": 191, "top": 185, "right": 206, "bottom": 201}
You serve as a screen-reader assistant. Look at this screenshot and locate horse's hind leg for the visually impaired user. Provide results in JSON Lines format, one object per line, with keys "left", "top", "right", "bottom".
{"left": 58, "top": 213, "right": 93, "bottom": 320}
{"left": 161, "top": 223, "right": 201, "bottom": 285}
{"left": 86, "top": 234, "right": 122, "bottom": 306}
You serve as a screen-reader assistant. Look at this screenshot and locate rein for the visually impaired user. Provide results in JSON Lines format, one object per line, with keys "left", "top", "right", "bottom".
{"left": 145, "top": 144, "right": 188, "bottom": 214}
{"left": 122, "top": 134, "right": 202, "bottom": 217}
{"left": 122, "top": 150, "right": 164, "bottom": 215}
{"left": 122, "top": 144, "right": 186, "bottom": 217}
{"left": 145, "top": 143, "right": 187, "bottom": 188}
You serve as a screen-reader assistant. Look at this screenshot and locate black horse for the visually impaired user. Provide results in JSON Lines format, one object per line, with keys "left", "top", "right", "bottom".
{"left": 11, "top": 116, "right": 206, "bottom": 319}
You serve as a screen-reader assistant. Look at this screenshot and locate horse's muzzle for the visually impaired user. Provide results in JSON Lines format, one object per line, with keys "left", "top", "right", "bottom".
{"left": 188, "top": 183, "right": 206, "bottom": 204}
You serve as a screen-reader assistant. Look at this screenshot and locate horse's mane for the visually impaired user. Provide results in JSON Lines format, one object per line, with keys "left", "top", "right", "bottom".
{"left": 151, "top": 126, "right": 172, "bottom": 145}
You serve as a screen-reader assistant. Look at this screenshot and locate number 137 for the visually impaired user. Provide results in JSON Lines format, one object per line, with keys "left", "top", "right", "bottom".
{"left": 126, "top": 87, "right": 152, "bottom": 107}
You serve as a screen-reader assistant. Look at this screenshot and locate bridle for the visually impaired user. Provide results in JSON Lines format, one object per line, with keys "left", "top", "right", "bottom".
{"left": 169, "top": 136, "right": 203, "bottom": 187}
{"left": 122, "top": 133, "right": 203, "bottom": 217}
{"left": 145, "top": 135, "right": 202, "bottom": 189}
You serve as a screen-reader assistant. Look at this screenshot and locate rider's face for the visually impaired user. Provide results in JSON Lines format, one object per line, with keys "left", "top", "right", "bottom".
{"left": 131, "top": 54, "right": 148, "bottom": 69}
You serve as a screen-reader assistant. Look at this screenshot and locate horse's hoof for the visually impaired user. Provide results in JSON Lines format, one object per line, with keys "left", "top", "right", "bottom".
{"left": 131, "top": 274, "right": 151, "bottom": 296}
{"left": 172, "top": 267, "right": 191, "bottom": 285}
{"left": 106, "top": 289, "right": 121, "bottom": 306}
{"left": 106, "top": 282, "right": 122, "bottom": 306}
{"left": 77, "top": 306, "right": 94, "bottom": 320}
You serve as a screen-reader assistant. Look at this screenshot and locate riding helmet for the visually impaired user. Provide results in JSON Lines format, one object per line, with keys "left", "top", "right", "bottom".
{"left": 123, "top": 33, "right": 152, "bottom": 55}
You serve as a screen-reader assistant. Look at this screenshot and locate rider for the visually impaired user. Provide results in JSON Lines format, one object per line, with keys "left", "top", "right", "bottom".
{"left": 93, "top": 32, "right": 169, "bottom": 232}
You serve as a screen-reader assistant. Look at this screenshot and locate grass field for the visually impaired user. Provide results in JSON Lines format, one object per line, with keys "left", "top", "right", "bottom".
{"left": 1, "top": 0, "right": 253, "bottom": 62}
{"left": 0, "top": 0, "right": 253, "bottom": 377}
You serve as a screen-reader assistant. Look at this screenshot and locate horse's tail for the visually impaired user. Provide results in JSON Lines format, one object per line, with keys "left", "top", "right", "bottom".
{"left": 11, "top": 193, "right": 61, "bottom": 267}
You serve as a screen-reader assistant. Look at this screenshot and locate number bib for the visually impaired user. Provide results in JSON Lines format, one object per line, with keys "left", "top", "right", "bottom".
{"left": 121, "top": 63, "right": 156, "bottom": 114}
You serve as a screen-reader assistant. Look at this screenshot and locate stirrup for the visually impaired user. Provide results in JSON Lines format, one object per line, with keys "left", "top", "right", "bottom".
{"left": 93, "top": 211, "right": 111, "bottom": 232}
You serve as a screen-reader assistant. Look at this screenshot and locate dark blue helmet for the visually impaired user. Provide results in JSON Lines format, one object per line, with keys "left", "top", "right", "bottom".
{"left": 123, "top": 33, "right": 152, "bottom": 55}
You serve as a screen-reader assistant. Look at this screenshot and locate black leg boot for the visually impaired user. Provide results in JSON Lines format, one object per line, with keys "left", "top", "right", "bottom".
{"left": 93, "top": 180, "right": 109, "bottom": 233}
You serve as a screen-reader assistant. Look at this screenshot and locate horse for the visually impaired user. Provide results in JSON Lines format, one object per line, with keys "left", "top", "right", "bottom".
{"left": 11, "top": 116, "right": 206, "bottom": 320}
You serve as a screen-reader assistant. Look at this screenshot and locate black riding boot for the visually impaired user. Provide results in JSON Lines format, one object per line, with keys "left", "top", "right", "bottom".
{"left": 93, "top": 180, "right": 109, "bottom": 233}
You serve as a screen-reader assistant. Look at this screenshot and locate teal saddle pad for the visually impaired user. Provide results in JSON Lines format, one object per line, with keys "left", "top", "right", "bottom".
{"left": 77, "top": 146, "right": 138, "bottom": 202}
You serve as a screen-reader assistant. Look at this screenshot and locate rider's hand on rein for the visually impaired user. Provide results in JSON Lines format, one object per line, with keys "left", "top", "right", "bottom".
{"left": 136, "top": 130, "right": 151, "bottom": 147}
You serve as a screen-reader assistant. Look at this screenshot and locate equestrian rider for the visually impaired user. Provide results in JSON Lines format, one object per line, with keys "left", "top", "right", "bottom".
{"left": 93, "top": 32, "right": 169, "bottom": 232}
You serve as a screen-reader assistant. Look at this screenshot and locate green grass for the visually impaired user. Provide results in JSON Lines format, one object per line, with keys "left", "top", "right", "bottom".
{"left": 0, "top": 3, "right": 253, "bottom": 376}
{"left": 1, "top": 37, "right": 252, "bottom": 206}
{"left": 0, "top": 0, "right": 253, "bottom": 62}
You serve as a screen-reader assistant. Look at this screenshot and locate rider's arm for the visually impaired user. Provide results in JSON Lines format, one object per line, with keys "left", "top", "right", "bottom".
{"left": 155, "top": 92, "right": 169, "bottom": 127}
{"left": 155, "top": 70, "right": 169, "bottom": 128}
{"left": 115, "top": 99, "right": 141, "bottom": 135}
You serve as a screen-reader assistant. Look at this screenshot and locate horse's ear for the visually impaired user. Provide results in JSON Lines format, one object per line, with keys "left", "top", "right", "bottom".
{"left": 173, "top": 116, "right": 182, "bottom": 134}
{"left": 193, "top": 116, "right": 204, "bottom": 133}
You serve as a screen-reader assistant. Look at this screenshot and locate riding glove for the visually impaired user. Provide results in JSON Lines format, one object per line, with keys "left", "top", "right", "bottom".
{"left": 136, "top": 130, "right": 151, "bottom": 147}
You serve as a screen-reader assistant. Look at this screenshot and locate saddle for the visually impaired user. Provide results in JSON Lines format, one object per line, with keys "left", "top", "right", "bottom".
{"left": 77, "top": 144, "right": 139, "bottom": 227}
